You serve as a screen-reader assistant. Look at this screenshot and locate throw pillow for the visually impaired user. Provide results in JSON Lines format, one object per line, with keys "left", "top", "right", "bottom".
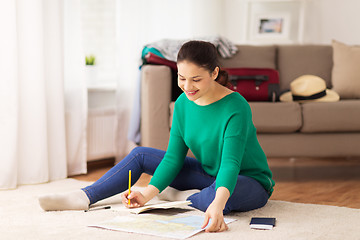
{"left": 332, "top": 40, "right": 360, "bottom": 99}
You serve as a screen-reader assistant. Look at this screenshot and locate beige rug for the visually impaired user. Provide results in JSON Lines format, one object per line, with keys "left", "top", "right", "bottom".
{"left": 1, "top": 179, "right": 359, "bottom": 240}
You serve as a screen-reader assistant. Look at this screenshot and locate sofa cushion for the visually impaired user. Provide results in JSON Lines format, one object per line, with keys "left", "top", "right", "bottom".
{"left": 170, "top": 101, "right": 302, "bottom": 133}
{"left": 249, "top": 102, "right": 302, "bottom": 133}
{"left": 331, "top": 40, "right": 360, "bottom": 99}
{"left": 277, "top": 45, "right": 333, "bottom": 92}
{"left": 219, "top": 45, "right": 276, "bottom": 69}
{"left": 301, "top": 100, "right": 360, "bottom": 133}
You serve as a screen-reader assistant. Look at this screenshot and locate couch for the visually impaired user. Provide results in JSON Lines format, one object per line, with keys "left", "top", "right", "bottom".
{"left": 140, "top": 43, "right": 360, "bottom": 158}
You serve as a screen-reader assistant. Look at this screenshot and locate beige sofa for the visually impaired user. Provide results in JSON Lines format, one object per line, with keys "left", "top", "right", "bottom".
{"left": 140, "top": 44, "right": 360, "bottom": 158}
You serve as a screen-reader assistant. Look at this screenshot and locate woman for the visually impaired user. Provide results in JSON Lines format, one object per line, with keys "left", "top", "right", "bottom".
{"left": 39, "top": 40, "right": 275, "bottom": 233}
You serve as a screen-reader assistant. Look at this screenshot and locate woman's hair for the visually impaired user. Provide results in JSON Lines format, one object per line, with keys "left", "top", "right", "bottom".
{"left": 177, "top": 40, "right": 229, "bottom": 87}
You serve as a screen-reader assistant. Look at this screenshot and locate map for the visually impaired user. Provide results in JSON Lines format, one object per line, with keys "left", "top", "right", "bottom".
{"left": 89, "top": 213, "right": 236, "bottom": 239}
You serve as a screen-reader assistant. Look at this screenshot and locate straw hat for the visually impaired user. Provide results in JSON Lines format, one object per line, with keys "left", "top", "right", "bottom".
{"left": 279, "top": 75, "right": 340, "bottom": 102}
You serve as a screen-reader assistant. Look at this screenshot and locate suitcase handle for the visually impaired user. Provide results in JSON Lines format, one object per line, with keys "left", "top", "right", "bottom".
{"left": 229, "top": 75, "right": 269, "bottom": 87}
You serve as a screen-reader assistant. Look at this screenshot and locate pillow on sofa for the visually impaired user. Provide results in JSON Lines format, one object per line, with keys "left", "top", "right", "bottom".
{"left": 332, "top": 40, "right": 360, "bottom": 99}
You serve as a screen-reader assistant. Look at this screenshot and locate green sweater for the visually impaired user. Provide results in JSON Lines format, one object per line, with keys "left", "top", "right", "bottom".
{"left": 149, "top": 92, "right": 275, "bottom": 196}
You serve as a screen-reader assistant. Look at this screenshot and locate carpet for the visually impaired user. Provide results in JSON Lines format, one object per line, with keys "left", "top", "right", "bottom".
{"left": 1, "top": 179, "right": 359, "bottom": 240}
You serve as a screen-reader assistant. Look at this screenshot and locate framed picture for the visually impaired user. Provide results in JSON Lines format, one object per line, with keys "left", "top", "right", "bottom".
{"left": 246, "top": 0, "right": 305, "bottom": 44}
{"left": 253, "top": 13, "right": 291, "bottom": 40}
{"left": 259, "top": 17, "right": 284, "bottom": 34}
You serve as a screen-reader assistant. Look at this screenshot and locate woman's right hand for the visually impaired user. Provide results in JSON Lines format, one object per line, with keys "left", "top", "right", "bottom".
{"left": 121, "top": 191, "right": 147, "bottom": 208}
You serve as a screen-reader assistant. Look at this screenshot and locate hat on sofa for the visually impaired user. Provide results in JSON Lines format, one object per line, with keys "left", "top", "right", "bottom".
{"left": 279, "top": 75, "right": 340, "bottom": 102}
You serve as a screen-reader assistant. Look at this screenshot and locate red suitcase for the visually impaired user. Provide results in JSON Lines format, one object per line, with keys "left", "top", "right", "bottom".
{"left": 225, "top": 68, "right": 280, "bottom": 102}
{"left": 144, "top": 52, "right": 177, "bottom": 71}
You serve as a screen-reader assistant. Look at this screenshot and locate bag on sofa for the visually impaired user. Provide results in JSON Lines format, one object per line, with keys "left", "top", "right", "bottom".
{"left": 144, "top": 52, "right": 178, "bottom": 71}
{"left": 225, "top": 68, "right": 280, "bottom": 102}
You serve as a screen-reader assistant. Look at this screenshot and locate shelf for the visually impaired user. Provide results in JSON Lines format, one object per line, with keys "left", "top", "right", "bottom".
{"left": 87, "top": 83, "right": 117, "bottom": 92}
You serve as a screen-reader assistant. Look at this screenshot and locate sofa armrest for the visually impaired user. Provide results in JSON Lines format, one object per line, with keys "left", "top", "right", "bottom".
{"left": 140, "top": 65, "right": 172, "bottom": 151}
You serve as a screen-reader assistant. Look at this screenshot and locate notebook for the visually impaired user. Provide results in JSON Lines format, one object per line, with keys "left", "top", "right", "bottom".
{"left": 129, "top": 200, "right": 191, "bottom": 214}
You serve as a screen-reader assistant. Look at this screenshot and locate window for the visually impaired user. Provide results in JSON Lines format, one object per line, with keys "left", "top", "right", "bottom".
{"left": 80, "top": 0, "right": 117, "bottom": 84}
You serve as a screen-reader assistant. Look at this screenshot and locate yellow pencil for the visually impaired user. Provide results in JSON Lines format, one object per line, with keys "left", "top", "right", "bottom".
{"left": 128, "top": 170, "right": 131, "bottom": 206}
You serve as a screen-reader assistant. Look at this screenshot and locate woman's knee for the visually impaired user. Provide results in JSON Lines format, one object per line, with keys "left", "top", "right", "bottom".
{"left": 130, "top": 146, "right": 149, "bottom": 155}
{"left": 130, "top": 146, "right": 165, "bottom": 157}
{"left": 128, "top": 146, "right": 165, "bottom": 175}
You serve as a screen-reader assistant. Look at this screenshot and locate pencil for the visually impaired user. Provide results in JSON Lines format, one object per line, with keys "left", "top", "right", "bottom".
{"left": 84, "top": 206, "right": 111, "bottom": 212}
{"left": 128, "top": 170, "right": 131, "bottom": 206}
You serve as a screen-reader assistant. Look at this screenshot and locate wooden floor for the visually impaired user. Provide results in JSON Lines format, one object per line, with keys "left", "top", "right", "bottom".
{"left": 72, "top": 157, "right": 360, "bottom": 209}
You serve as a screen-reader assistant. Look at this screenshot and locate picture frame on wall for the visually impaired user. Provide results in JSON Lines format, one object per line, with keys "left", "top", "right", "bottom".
{"left": 246, "top": 0, "right": 305, "bottom": 44}
{"left": 253, "top": 13, "right": 291, "bottom": 40}
{"left": 259, "top": 17, "right": 284, "bottom": 34}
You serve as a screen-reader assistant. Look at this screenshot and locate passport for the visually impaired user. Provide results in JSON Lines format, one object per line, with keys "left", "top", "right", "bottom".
{"left": 250, "top": 217, "right": 276, "bottom": 230}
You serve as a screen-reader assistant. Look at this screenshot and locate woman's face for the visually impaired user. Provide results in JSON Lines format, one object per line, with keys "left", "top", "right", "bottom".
{"left": 177, "top": 60, "right": 219, "bottom": 105}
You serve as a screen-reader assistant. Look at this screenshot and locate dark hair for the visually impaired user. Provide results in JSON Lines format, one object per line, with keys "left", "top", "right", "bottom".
{"left": 177, "top": 40, "right": 229, "bottom": 87}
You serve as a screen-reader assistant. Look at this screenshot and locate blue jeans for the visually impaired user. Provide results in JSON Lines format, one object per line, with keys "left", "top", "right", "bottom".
{"left": 82, "top": 147, "right": 269, "bottom": 215}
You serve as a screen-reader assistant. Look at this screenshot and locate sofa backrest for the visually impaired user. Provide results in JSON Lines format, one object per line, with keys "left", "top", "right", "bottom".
{"left": 219, "top": 45, "right": 276, "bottom": 69}
{"left": 277, "top": 45, "right": 333, "bottom": 92}
{"left": 218, "top": 44, "right": 333, "bottom": 93}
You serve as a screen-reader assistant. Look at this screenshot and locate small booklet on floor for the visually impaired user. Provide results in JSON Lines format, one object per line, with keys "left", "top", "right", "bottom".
{"left": 130, "top": 200, "right": 192, "bottom": 214}
{"left": 250, "top": 217, "right": 276, "bottom": 230}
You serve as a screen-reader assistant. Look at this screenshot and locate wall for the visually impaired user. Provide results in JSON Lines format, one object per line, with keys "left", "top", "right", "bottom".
{"left": 223, "top": 0, "right": 248, "bottom": 43}
{"left": 81, "top": 0, "right": 117, "bottom": 82}
{"left": 223, "top": 0, "right": 360, "bottom": 45}
{"left": 81, "top": 0, "right": 360, "bottom": 85}
{"left": 304, "top": 0, "right": 360, "bottom": 44}
{"left": 115, "top": 0, "right": 226, "bottom": 90}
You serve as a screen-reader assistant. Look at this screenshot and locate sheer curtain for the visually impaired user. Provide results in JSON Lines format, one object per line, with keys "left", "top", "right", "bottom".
{"left": 64, "top": 0, "right": 88, "bottom": 176}
{"left": 0, "top": 0, "right": 87, "bottom": 189}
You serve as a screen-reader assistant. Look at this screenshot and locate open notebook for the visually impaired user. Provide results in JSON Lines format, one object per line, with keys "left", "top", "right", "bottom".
{"left": 129, "top": 200, "right": 192, "bottom": 214}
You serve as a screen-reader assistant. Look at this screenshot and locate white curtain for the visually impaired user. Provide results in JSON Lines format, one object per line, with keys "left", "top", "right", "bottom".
{"left": 0, "top": 0, "right": 87, "bottom": 189}
{"left": 64, "top": 0, "right": 88, "bottom": 176}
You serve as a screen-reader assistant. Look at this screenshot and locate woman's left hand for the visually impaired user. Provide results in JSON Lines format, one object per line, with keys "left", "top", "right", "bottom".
{"left": 201, "top": 201, "right": 229, "bottom": 233}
